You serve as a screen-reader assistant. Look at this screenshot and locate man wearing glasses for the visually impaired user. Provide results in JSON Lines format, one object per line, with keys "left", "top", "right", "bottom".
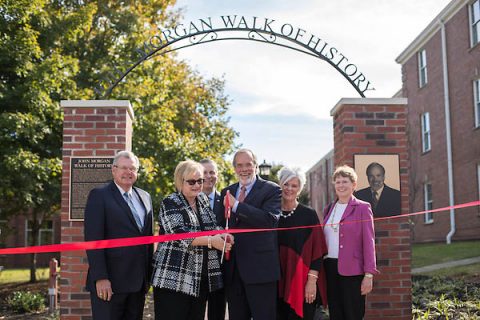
{"left": 84, "top": 150, "right": 153, "bottom": 320}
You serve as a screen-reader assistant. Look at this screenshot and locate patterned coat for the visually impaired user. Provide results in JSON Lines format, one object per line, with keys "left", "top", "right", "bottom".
{"left": 151, "top": 192, "right": 223, "bottom": 297}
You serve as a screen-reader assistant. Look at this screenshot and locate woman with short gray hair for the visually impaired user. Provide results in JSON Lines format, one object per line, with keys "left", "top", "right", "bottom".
{"left": 277, "top": 167, "right": 328, "bottom": 319}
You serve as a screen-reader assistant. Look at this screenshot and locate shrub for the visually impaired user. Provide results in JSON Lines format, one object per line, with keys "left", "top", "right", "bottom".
{"left": 413, "top": 275, "right": 480, "bottom": 319}
{"left": 6, "top": 290, "right": 46, "bottom": 313}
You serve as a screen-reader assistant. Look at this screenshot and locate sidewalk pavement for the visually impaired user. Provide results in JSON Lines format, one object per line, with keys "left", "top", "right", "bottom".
{"left": 412, "top": 256, "right": 480, "bottom": 274}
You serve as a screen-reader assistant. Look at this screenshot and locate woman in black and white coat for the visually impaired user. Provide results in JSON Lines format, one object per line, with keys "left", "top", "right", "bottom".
{"left": 152, "top": 160, "right": 233, "bottom": 320}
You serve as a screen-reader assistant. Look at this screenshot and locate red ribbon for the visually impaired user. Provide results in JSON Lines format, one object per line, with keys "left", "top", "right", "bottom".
{"left": 0, "top": 200, "right": 478, "bottom": 255}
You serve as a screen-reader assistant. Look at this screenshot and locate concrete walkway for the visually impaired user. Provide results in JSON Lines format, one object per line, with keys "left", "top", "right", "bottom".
{"left": 412, "top": 256, "right": 480, "bottom": 274}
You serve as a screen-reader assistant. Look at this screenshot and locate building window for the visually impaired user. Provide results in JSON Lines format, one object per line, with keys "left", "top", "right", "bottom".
{"left": 475, "top": 79, "right": 480, "bottom": 128}
{"left": 424, "top": 183, "right": 433, "bottom": 223}
{"left": 421, "top": 112, "right": 431, "bottom": 152}
{"left": 418, "top": 49, "right": 428, "bottom": 87}
{"left": 25, "top": 220, "right": 54, "bottom": 246}
{"left": 471, "top": 0, "right": 480, "bottom": 46}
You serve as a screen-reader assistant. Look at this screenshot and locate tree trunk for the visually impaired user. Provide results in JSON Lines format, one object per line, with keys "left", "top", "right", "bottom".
{"left": 29, "top": 252, "right": 37, "bottom": 283}
{"left": 29, "top": 213, "right": 40, "bottom": 283}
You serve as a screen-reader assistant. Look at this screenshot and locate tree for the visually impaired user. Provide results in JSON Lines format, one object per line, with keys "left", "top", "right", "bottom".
{"left": 0, "top": 0, "right": 236, "bottom": 281}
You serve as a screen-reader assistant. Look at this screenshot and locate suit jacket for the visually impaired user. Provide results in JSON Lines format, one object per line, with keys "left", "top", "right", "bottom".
{"left": 323, "top": 196, "right": 378, "bottom": 276}
{"left": 212, "top": 190, "right": 223, "bottom": 226}
{"left": 219, "top": 176, "right": 282, "bottom": 284}
{"left": 354, "top": 184, "right": 401, "bottom": 217}
{"left": 151, "top": 192, "right": 223, "bottom": 297}
{"left": 84, "top": 181, "right": 154, "bottom": 294}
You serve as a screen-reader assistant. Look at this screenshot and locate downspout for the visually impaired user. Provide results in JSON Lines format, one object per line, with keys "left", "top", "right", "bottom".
{"left": 440, "top": 19, "right": 456, "bottom": 244}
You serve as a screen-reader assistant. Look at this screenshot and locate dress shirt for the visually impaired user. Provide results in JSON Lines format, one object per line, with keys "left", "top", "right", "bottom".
{"left": 115, "top": 183, "right": 145, "bottom": 226}
{"left": 374, "top": 185, "right": 384, "bottom": 200}
{"left": 207, "top": 190, "right": 216, "bottom": 210}
{"left": 232, "top": 176, "right": 256, "bottom": 213}
{"left": 324, "top": 202, "right": 347, "bottom": 259}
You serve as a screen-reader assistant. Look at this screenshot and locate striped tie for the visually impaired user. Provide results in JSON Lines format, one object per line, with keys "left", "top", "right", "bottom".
{"left": 123, "top": 192, "right": 143, "bottom": 230}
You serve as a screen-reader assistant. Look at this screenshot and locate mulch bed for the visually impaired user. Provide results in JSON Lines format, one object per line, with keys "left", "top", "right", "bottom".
{"left": 0, "top": 280, "right": 155, "bottom": 319}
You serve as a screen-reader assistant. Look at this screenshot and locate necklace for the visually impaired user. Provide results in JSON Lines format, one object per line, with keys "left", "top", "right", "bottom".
{"left": 330, "top": 204, "right": 340, "bottom": 232}
{"left": 280, "top": 205, "right": 297, "bottom": 218}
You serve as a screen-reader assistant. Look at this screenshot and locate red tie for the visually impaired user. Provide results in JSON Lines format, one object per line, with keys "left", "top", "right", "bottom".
{"left": 238, "top": 186, "right": 247, "bottom": 203}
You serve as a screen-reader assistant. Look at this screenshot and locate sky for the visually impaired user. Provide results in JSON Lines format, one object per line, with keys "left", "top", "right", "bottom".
{"left": 171, "top": 0, "right": 452, "bottom": 171}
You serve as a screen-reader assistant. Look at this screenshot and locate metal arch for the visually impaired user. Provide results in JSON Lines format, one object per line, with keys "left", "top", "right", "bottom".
{"left": 96, "top": 25, "right": 372, "bottom": 98}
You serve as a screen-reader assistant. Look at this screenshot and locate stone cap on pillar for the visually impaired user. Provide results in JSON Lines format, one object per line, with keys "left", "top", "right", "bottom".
{"left": 330, "top": 98, "right": 408, "bottom": 116}
{"left": 60, "top": 100, "right": 134, "bottom": 121}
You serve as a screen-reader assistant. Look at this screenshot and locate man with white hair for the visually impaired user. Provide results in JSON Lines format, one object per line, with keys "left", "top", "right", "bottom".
{"left": 220, "top": 148, "right": 282, "bottom": 320}
{"left": 84, "top": 150, "right": 153, "bottom": 320}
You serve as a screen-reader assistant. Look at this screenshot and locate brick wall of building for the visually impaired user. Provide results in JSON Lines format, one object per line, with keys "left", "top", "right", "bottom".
{"left": 60, "top": 100, "right": 133, "bottom": 320}
{"left": 400, "top": 3, "right": 480, "bottom": 243}
{"left": 331, "top": 98, "right": 411, "bottom": 319}
{"left": 306, "top": 150, "right": 335, "bottom": 222}
{"left": 1, "top": 214, "right": 60, "bottom": 268}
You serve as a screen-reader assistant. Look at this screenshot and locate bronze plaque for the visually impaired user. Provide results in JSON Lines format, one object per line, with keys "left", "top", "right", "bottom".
{"left": 69, "top": 157, "right": 113, "bottom": 220}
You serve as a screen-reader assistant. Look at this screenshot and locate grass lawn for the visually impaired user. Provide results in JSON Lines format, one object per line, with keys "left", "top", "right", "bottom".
{"left": 412, "top": 240, "right": 480, "bottom": 268}
{"left": 422, "top": 262, "right": 480, "bottom": 279}
{"left": 0, "top": 268, "right": 49, "bottom": 284}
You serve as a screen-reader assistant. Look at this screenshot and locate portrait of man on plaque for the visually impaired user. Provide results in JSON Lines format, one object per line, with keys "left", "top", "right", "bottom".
{"left": 353, "top": 154, "right": 401, "bottom": 217}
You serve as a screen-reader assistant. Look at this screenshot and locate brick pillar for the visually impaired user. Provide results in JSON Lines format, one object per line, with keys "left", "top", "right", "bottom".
{"left": 59, "top": 100, "right": 133, "bottom": 319}
{"left": 331, "top": 98, "right": 411, "bottom": 319}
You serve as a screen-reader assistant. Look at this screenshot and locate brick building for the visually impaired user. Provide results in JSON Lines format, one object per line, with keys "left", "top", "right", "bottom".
{"left": 396, "top": 0, "right": 480, "bottom": 242}
{"left": 305, "top": 150, "right": 335, "bottom": 221}
{"left": 0, "top": 212, "right": 61, "bottom": 268}
{"left": 307, "top": 0, "right": 480, "bottom": 243}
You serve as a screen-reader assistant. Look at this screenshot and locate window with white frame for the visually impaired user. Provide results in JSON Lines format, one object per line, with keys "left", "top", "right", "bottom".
{"left": 418, "top": 49, "right": 428, "bottom": 87}
{"left": 474, "top": 79, "right": 480, "bottom": 128}
{"left": 471, "top": 0, "right": 480, "bottom": 46}
{"left": 421, "top": 112, "right": 431, "bottom": 152}
{"left": 424, "top": 183, "right": 433, "bottom": 223}
{"left": 25, "top": 220, "right": 54, "bottom": 246}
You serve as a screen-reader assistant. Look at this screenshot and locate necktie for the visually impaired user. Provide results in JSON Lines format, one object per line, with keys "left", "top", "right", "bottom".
{"left": 238, "top": 186, "right": 247, "bottom": 203}
{"left": 209, "top": 194, "right": 214, "bottom": 210}
{"left": 123, "top": 192, "right": 143, "bottom": 230}
{"left": 371, "top": 190, "right": 378, "bottom": 210}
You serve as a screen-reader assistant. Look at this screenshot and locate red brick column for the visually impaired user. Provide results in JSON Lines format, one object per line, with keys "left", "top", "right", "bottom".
{"left": 59, "top": 100, "right": 133, "bottom": 319}
{"left": 331, "top": 98, "right": 411, "bottom": 319}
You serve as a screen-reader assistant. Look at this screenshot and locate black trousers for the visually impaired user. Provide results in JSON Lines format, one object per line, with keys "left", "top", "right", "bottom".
{"left": 226, "top": 268, "right": 277, "bottom": 320}
{"left": 90, "top": 290, "right": 145, "bottom": 320}
{"left": 277, "top": 296, "right": 319, "bottom": 320}
{"left": 324, "top": 259, "right": 365, "bottom": 320}
{"left": 153, "top": 278, "right": 209, "bottom": 320}
{"left": 207, "top": 287, "right": 226, "bottom": 320}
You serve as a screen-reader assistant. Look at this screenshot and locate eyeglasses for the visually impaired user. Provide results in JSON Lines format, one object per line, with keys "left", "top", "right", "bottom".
{"left": 184, "top": 178, "right": 205, "bottom": 186}
{"left": 114, "top": 165, "right": 138, "bottom": 172}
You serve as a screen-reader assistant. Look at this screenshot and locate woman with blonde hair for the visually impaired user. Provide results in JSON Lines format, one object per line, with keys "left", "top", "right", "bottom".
{"left": 151, "top": 160, "right": 233, "bottom": 320}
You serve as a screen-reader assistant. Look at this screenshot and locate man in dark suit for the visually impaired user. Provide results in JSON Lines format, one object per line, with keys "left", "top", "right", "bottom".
{"left": 84, "top": 151, "right": 153, "bottom": 320}
{"left": 220, "top": 148, "right": 282, "bottom": 320}
{"left": 354, "top": 162, "right": 401, "bottom": 217}
{"left": 200, "top": 158, "right": 226, "bottom": 320}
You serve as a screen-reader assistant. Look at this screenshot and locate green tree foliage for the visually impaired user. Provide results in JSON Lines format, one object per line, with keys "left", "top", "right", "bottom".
{"left": 0, "top": 0, "right": 236, "bottom": 281}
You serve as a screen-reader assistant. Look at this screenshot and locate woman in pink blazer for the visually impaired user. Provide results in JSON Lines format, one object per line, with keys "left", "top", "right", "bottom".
{"left": 322, "top": 165, "right": 378, "bottom": 320}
